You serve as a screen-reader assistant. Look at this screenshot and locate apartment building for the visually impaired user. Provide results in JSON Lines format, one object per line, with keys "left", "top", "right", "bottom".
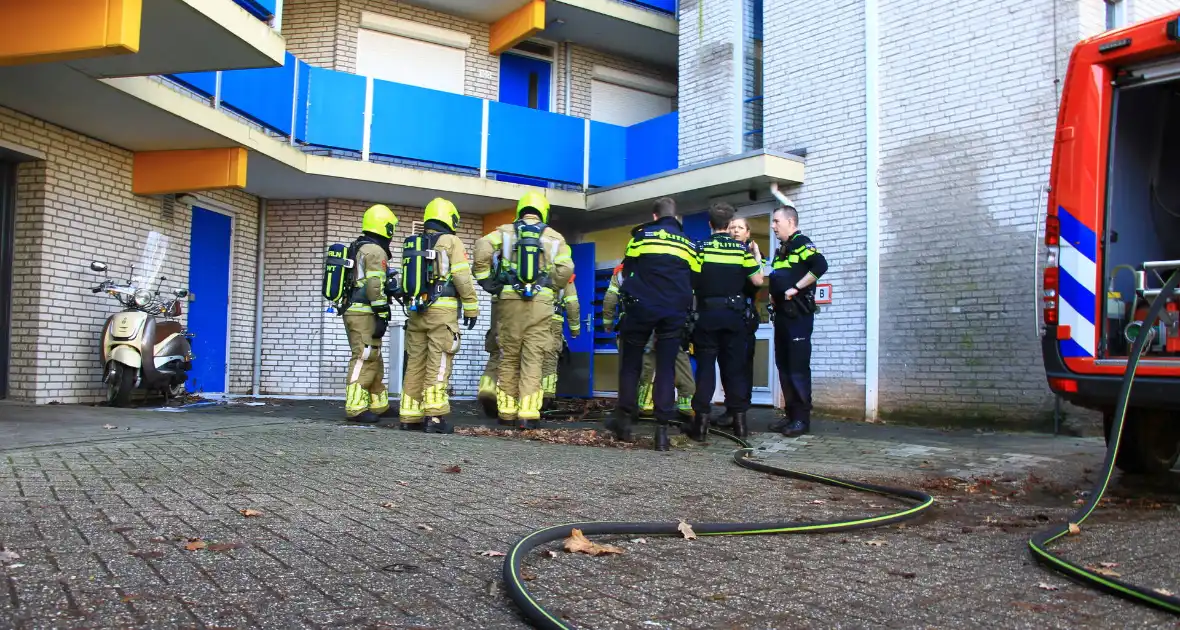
{"left": 0, "top": 0, "right": 1172, "bottom": 424}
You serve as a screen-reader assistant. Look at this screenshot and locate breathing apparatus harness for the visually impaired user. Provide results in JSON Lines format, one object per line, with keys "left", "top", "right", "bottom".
{"left": 322, "top": 233, "right": 396, "bottom": 316}
{"left": 493, "top": 218, "right": 554, "bottom": 299}
{"left": 397, "top": 224, "right": 454, "bottom": 316}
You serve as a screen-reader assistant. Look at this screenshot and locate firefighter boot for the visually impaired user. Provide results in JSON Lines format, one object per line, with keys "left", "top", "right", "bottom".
{"left": 604, "top": 409, "right": 634, "bottom": 442}
{"left": 732, "top": 412, "right": 749, "bottom": 439}
{"left": 424, "top": 416, "right": 454, "bottom": 434}
{"left": 654, "top": 422, "right": 670, "bottom": 452}
{"left": 349, "top": 410, "right": 380, "bottom": 424}
{"left": 400, "top": 421, "right": 424, "bottom": 431}
{"left": 688, "top": 412, "right": 708, "bottom": 443}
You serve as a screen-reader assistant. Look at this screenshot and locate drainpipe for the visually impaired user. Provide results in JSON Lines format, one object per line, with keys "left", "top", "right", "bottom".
{"left": 564, "top": 43, "right": 572, "bottom": 115}
{"left": 252, "top": 198, "right": 267, "bottom": 397}
{"left": 864, "top": 0, "right": 881, "bottom": 421}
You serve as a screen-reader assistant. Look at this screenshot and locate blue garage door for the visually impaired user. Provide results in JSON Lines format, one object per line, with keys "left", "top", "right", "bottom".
{"left": 187, "top": 206, "right": 232, "bottom": 393}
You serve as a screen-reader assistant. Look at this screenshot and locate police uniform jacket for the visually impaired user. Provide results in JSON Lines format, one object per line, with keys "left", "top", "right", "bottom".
{"left": 769, "top": 232, "right": 828, "bottom": 309}
{"left": 696, "top": 233, "right": 761, "bottom": 305}
{"left": 620, "top": 216, "right": 700, "bottom": 313}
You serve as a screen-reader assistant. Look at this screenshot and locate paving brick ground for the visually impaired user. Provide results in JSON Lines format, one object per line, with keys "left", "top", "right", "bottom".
{"left": 1, "top": 399, "right": 1179, "bottom": 629}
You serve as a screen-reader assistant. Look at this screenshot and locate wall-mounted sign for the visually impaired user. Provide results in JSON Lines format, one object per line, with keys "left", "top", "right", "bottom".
{"left": 815, "top": 283, "right": 833, "bottom": 304}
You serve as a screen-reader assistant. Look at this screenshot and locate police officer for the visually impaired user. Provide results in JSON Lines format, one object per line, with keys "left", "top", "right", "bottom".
{"left": 690, "top": 203, "right": 764, "bottom": 440}
{"left": 606, "top": 197, "right": 699, "bottom": 451}
{"left": 473, "top": 192, "right": 574, "bottom": 429}
{"left": 768, "top": 190, "right": 828, "bottom": 437}
{"left": 343, "top": 204, "right": 399, "bottom": 423}
{"left": 542, "top": 280, "right": 580, "bottom": 408}
{"left": 397, "top": 198, "right": 480, "bottom": 433}
{"left": 711, "top": 216, "right": 764, "bottom": 428}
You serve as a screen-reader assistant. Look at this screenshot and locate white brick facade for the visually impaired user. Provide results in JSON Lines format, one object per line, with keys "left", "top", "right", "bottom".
{"left": 1129, "top": 0, "right": 1180, "bottom": 23}
{"left": 678, "top": 0, "right": 744, "bottom": 165}
{"left": 0, "top": 106, "right": 261, "bottom": 404}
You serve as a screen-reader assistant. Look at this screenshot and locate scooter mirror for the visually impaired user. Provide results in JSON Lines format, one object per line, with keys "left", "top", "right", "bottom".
{"left": 175, "top": 289, "right": 189, "bottom": 298}
{"left": 90, "top": 262, "right": 108, "bottom": 273}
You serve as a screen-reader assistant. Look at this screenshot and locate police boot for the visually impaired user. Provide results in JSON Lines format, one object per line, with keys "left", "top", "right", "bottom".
{"left": 654, "top": 422, "right": 671, "bottom": 452}
{"left": 784, "top": 419, "right": 809, "bottom": 438}
{"left": 769, "top": 416, "right": 790, "bottom": 435}
{"left": 688, "top": 412, "right": 708, "bottom": 443}
{"left": 424, "top": 416, "right": 454, "bottom": 434}
{"left": 348, "top": 411, "right": 380, "bottom": 424}
{"left": 604, "top": 409, "right": 633, "bottom": 442}
{"left": 732, "top": 412, "right": 749, "bottom": 439}
{"left": 710, "top": 411, "right": 733, "bottom": 428}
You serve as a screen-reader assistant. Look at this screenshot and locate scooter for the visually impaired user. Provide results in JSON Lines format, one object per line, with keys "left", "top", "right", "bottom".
{"left": 90, "top": 261, "right": 195, "bottom": 407}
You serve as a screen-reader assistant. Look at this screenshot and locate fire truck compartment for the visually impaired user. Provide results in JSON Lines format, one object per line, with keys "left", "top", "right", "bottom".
{"left": 1100, "top": 76, "right": 1180, "bottom": 359}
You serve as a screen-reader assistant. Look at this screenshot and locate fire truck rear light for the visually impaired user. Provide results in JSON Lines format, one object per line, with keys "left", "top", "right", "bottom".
{"left": 1045, "top": 214, "right": 1060, "bottom": 246}
{"left": 1045, "top": 309, "right": 1058, "bottom": 324}
{"left": 1056, "top": 325, "right": 1071, "bottom": 340}
{"left": 1048, "top": 377, "right": 1078, "bottom": 393}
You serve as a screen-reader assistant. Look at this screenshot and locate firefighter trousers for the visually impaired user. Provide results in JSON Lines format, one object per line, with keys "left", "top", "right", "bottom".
{"left": 774, "top": 312, "right": 814, "bottom": 425}
{"left": 542, "top": 318, "right": 564, "bottom": 400}
{"left": 478, "top": 299, "right": 501, "bottom": 403}
{"left": 496, "top": 298, "right": 552, "bottom": 421}
{"left": 344, "top": 313, "right": 388, "bottom": 417}
{"left": 400, "top": 307, "right": 461, "bottom": 421}
{"left": 639, "top": 339, "right": 694, "bottom": 414}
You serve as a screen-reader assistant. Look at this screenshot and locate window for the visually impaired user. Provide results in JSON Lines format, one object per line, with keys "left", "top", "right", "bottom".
{"left": 1106, "top": 0, "right": 1126, "bottom": 30}
{"left": 355, "top": 12, "right": 469, "bottom": 94}
{"left": 589, "top": 67, "right": 676, "bottom": 127}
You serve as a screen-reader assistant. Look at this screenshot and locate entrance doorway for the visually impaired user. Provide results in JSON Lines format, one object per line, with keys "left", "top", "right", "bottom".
{"left": 498, "top": 42, "right": 554, "bottom": 112}
{"left": 186, "top": 205, "right": 233, "bottom": 394}
{"left": 0, "top": 161, "right": 13, "bottom": 399}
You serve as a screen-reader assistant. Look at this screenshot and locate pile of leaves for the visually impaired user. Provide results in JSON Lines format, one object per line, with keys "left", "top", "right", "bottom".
{"left": 455, "top": 426, "right": 641, "bottom": 448}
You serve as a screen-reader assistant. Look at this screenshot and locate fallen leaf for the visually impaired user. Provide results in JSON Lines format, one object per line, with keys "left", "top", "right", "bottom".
{"left": 1154, "top": 588, "right": 1175, "bottom": 597}
{"left": 521, "top": 569, "right": 537, "bottom": 581}
{"left": 1085, "top": 565, "right": 1121, "bottom": 577}
{"left": 208, "top": 542, "right": 243, "bottom": 553}
{"left": 1037, "top": 582, "right": 1060, "bottom": 591}
{"left": 630, "top": 538, "right": 648, "bottom": 544}
{"left": 417, "top": 524, "right": 434, "bottom": 532}
{"left": 809, "top": 500, "right": 826, "bottom": 505}
{"left": 102, "top": 424, "right": 117, "bottom": 430}
{"left": 380, "top": 502, "right": 398, "bottom": 509}
{"left": 1099, "top": 562, "right": 1119, "bottom": 569}
{"left": 0, "top": 550, "right": 20, "bottom": 563}
{"left": 865, "top": 540, "right": 887, "bottom": 547}
{"left": 444, "top": 465, "right": 461, "bottom": 473}
{"left": 129, "top": 550, "right": 165, "bottom": 559}
{"left": 678, "top": 520, "right": 697, "bottom": 540}
{"left": 563, "top": 528, "right": 624, "bottom": 556}
{"left": 478, "top": 550, "right": 507, "bottom": 557}
{"left": 397, "top": 480, "right": 410, "bottom": 487}
{"left": 149, "top": 536, "right": 167, "bottom": 543}
{"left": 708, "top": 593, "right": 728, "bottom": 601}
{"left": 546, "top": 550, "right": 558, "bottom": 558}
{"left": 184, "top": 540, "right": 207, "bottom": 552}
{"left": 239, "top": 509, "right": 263, "bottom": 518}
{"left": 121, "top": 594, "right": 141, "bottom": 603}
{"left": 526, "top": 471, "right": 541, "bottom": 475}
{"left": 1068, "top": 523, "right": 1081, "bottom": 535}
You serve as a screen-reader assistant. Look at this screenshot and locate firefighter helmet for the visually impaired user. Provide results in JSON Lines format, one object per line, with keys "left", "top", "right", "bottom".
{"left": 362, "top": 204, "right": 398, "bottom": 239}
{"left": 516, "top": 191, "right": 550, "bottom": 223}
{"left": 423, "top": 197, "right": 460, "bottom": 231}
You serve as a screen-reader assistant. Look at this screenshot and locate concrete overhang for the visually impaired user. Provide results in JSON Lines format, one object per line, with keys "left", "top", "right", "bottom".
{"left": 585, "top": 150, "right": 806, "bottom": 218}
{"left": 541, "top": 0, "right": 677, "bottom": 67}
{"left": 1, "top": 0, "right": 285, "bottom": 78}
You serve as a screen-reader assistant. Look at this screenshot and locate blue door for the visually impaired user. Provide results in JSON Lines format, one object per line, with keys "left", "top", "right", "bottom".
{"left": 556, "top": 243, "right": 595, "bottom": 398}
{"left": 499, "top": 53, "right": 552, "bottom": 111}
{"left": 187, "top": 206, "right": 232, "bottom": 393}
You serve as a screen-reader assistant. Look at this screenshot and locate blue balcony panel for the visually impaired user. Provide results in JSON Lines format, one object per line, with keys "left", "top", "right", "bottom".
{"left": 625, "top": 0, "right": 677, "bottom": 13}
{"left": 219, "top": 52, "right": 297, "bottom": 136}
{"left": 369, "top": 81, "right": 482, "bottom": 169}
{"left": 297, "top": 67, "right": 365, "bottom": 151}
{"left": 168, "top": 71, "right": 217, "bottom": 97}
{"left": 626, "top": 111, "right": 678, "bottom": 180}
{"left": 234, "top": 0, "right": 276, "bottom": 21}
{"left": 487, "top": 102, "right": 584, "bottom": 185}
{"left": 589, "top": 121, "right": 627, "bottom": 188}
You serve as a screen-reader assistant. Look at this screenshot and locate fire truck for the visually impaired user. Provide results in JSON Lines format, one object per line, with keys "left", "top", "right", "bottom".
{"left": 1043, "top": 11, "right": 1180, "bottom": 474}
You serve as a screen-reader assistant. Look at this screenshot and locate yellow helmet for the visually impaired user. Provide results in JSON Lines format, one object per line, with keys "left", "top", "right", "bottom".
{"left": 362, "top": 204, "right": 398, "bottom": 238}
{"left": 423, "top": 197, "right": 460, "bottom": 231}
{"left": 516, "top": 191, "right": 550, "bottom": 223}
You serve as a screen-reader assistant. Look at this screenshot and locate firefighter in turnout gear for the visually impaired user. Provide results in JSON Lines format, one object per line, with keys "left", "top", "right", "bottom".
{"left": 473, "top": 192, "right": 574, "bottom": 429}
{"left": 477, "top": 293, "right": 501, "bottom": 419}
{"left": 397, "top": 198, "right": 480, "bottom": 433}
{"left": 768, "top": 189, "right": 828, "bottom": 437}
{"left": 542, "top": 280, "right": 580, "bottom": 407}
{"left": 606, "top": 197, "right": 700, "bottom": 451}
{"left": 689, "top": 203, "right": 764, "bottom": 440}
{"left": 344, "top": 204, "right": 399, "bottom": 423}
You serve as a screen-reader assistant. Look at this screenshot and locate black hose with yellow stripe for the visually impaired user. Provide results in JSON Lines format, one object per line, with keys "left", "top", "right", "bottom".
{"left": 1029, "top": 268, "right": 1180, "bottom": 615}
{"left": 502, "top": 427, "right": 935, "bottom": 630}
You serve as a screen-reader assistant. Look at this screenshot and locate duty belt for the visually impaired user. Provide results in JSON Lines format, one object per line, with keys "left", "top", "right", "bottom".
{"left": 700, "top": 295, "right": 745, "bottom": 311}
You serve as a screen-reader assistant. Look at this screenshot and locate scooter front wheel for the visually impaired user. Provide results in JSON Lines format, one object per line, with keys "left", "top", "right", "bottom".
{"left": 107, "top": 363, "right": 136, "bottom": 407}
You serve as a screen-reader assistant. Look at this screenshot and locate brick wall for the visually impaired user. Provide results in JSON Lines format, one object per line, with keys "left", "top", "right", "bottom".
{"left": 281, "top": 0, "right": 338, "bottom": 67}
{"left": 0, "top": 106, "right": 260, "bottom": 404}
{"left": 678, "top": 0, "right": 743, "bottom": 166}
{"left": 762, "top": 0, "right": 868, "bottom": 416}
{"left": 260, "top": 200, "right": 494, "bottom": 401}
{"left": 563, "top": 44, "right": 677, "bottom": 119}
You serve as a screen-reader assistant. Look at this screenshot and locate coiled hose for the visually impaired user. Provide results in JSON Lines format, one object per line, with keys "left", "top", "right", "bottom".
{"left": 502, "top": 426, "right": 935, "bottom": 629}
{"left": 1030, "top": 267, "right": 1180, "bottom": 614}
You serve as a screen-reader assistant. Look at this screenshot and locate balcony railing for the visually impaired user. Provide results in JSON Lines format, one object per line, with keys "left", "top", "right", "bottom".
{"left": 621, "top": 0, "right": 677, "bottom": 14}
{"left": 233, "top": 0, "right": 276, "bottom": 21}
{"left": 166, "top": 53, "right": 678, "bottom": 191}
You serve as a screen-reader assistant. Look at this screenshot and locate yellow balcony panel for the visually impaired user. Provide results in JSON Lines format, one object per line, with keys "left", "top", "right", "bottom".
{"left": 490, "top": 0, "right": 546, "bottom": 55}
{"left": 0, "top": 0, "right": 141, "bottom": 67}
{"left": 133, "top": 147, "right": 248, "bottom": 195}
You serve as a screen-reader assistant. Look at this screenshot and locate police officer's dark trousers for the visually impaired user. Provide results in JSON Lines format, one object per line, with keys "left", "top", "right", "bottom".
{"left": 774, "top": 310, "right": 814, "bottom": 426}
{"left": 618, "top": 303, "right": 686, "bottom": 432}
{"left": 692, "top": 299, "right": 750, "bottom": 419}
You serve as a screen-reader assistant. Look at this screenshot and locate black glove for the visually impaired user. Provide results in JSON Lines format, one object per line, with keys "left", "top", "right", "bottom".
{"left": 478, "top": 278, "right": 502, "bottom": 294}
{"left": 463, "top": 316, "right": 477, "bottom": 330}
{"left": 373, "top": 317, "right": 388, "bottom": 340}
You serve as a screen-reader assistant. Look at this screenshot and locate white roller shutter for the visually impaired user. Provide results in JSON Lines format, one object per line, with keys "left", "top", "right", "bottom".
{"left": 356, "top": 27, "right": 465, "bottom": 95}
{"left": 590, "top": 80, "right": 673, "bottom": 127}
